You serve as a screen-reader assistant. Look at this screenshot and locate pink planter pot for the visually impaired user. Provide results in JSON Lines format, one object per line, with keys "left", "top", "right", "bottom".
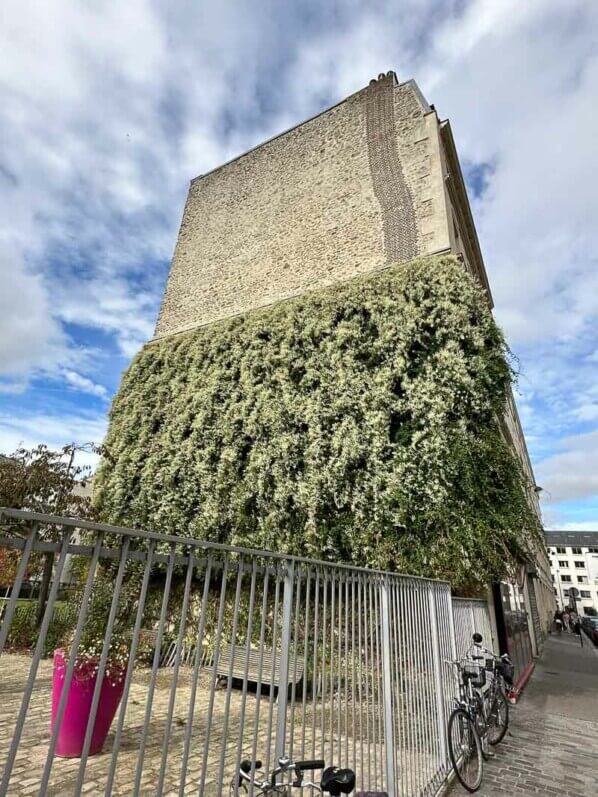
{"left": 51, "top": 649, "right": 125, "bottom": 758}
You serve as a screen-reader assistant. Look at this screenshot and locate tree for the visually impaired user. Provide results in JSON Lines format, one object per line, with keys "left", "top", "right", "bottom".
{"left": 0, "top": 444, "right": 101, "bottom": 623}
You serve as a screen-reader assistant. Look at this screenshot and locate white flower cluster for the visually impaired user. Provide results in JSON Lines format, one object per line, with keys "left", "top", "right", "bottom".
{"left": 95, "top": 255, "right": 540, "bottom": 592}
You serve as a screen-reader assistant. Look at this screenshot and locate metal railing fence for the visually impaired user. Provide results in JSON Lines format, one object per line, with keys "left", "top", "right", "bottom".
{"left": 0, "top": 509, "right": 489, "bottom": 796}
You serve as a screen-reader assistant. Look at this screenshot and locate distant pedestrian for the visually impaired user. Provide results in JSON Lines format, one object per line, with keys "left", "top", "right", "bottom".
{"left": 563, "top": 610, "right": 571, "bottom": 632}
{"left": 554, "top": 609, "right": 563, "bottom": 634}
{"left": 573, "top": 616, "right": 584, "bottom": 647}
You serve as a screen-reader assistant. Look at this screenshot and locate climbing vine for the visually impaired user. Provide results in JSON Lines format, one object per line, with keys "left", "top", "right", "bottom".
{"left": 95, "top": 256, "right": 541, "bottom": 593}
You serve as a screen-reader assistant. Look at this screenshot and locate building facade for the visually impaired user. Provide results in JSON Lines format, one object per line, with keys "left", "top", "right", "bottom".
{"left": 546, "top": 530, "right": 598, "bottom": 615}
{"left": 155, "top": 72, "right": 492, "bottom": 339}
{"left": 104, "top": 71, "right": 553, "bottom": 668}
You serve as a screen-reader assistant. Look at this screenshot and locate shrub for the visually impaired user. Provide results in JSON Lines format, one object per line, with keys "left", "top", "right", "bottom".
{"left": 95, "top": 256, "right": 541, "bottom": 593}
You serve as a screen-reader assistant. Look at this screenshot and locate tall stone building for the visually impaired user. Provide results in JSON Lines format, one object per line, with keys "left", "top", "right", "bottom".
{"left": 156, "top": 72, "right": 491, "bottom": 338}
{"left": 102, "top": 72, "right": 553, "bottom": 665}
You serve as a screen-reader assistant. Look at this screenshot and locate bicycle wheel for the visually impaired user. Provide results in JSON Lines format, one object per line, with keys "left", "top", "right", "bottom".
{"left": 473, "top": 694, "right": 490, "bottom": 760}
{"left": 447, "top": 708, "right": 483, "bottom": 793}
{"left": 488, "top": 688, "right": 509, "bottom": 745}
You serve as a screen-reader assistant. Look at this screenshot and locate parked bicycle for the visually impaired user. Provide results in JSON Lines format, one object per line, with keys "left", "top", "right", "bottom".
{"left": 231, "top": 756, "right": 356, "bottom": 795}
{"left": 445, "top": 634, "right": 514, "bottom": 792}
{"left": 445, "top": 654, "right": 485, "bottom": 792}
{"left": 470, "top": 632, "right": 513, "bottom": 746}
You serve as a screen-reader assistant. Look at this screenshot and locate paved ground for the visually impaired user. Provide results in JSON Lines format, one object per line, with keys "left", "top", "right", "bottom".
{"left": 0, "top": 655, "right": 395, "bottom": 796}
{"left": 448, "top": 632, "right": 598, "bottom": 797}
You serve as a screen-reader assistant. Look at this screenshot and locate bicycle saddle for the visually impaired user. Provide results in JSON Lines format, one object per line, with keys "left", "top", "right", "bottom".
{"left": 321, "top": 766, "right": 356, "bottom": 795}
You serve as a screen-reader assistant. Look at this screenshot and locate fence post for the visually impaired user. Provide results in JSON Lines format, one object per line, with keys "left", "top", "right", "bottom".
{"left": 428, "top": 587, "right": 448, "bottom": 765}
{"left": 275, "top": 558, "right": 295, "bottom": 761}
{"left": 380, "top": 578, "right": 397, "bottom": 797}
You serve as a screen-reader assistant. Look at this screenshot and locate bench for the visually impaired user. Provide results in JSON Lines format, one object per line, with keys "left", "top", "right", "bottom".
{"left": 215, "top": 644, "right": 305, "bottom": 694}
{"left": 159, "top": 640, "right": 213, "bottom": 669}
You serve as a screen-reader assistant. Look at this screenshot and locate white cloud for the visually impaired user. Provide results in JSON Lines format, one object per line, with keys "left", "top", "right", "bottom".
{"left": 536, "top": 429, "right": 598, "bottom": 504}
{"left": 1, "top": 0, "right": 597, "bottom": 522}
{"left": 0, "top": 410, "right": 107, "bottom": 470}
{"left": 61, "top": 370, "right": 108, "bottom": 400}
{"left": 0, "top": 250, "right": 69, "bottom": 381}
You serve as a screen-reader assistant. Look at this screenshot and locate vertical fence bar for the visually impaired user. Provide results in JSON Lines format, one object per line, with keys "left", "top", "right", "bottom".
{"left": 134, "top": 542, "right": 176, "bottom": 795}
{"left": 358, "top": 575, "right": 367, "bottom": 790}
{"left": 216, "top": 557, "right": 246, "bottom": 791}
{"left": 1, "top": 526, "right": 72, "bottom": 796}
{"left": 106, "top": 540, "right": 156, "bottom": 797}
{"left": 275, "top": 558, "right": 295, "bottom": 760}
{"left": 264, "top": 569, "right": 281, "bottom": 775}
{"left": 75, "top": 536, "right": 131, "bottom": 794}
{"left": 289, "top": 570, "right": 303, "bottom": 760}
{"left": 310, "top": 568, "right": 320, "bottom": 763}
{"left": 157, "top": 549, "right": 196, "bottom": 795}
{"left": 319, "top": 570, "right": 328, "bottom": 760}
{"left": 380, "top": 578, "right": 397, "bottom": 797}
{"left": 299, "top": 568, "right": 312, "bottom": 761}
{"left": 350, "top": 574, "right": 356, "bottom": 777}
{"left": 199, "top": 557, "right": 230, "bottom": 796}
{"left": 403, "top": 580, "right": 416, "bottom": 797}
{"left": 39, "top": 531, "right": 105, "bottom": 794}
{"left": 178, "top": 555, "right": 213, "bottom": 797}
{"left": 247, "top": 566, "right": 270, "bottom": 797}
{"left": 336, "top": 575, "right": 342, "bottom": 766}
{"left": 0, "top": 523, "right": 38, "bottom": 656}
{"left": 428, "top": 586, "right": 448, "bottom": 770}
{"left": 328, "top": 571, "right": 336, "bottom": 764}
{"left": 373, "top": 578, "right": 385, "bottom": 789}
{"left": 233, "top": 559, "right": 258, "bottom": 784}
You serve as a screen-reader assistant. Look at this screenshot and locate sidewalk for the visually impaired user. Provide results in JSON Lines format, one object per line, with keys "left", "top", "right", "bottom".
{"left": 448, "top": 632, "right": 598, "bottom": 796}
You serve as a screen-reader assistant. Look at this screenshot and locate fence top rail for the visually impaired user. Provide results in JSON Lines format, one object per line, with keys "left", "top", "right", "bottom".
{"left": 0, "top": 506, "right": 450, "bottom": 587}
{"left": 452, "top": 597, "right": 489, "bottom": 604}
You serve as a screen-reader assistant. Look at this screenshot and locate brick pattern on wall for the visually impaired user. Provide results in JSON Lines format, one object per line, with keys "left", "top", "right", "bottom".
{"left": 366, "top": 76, "right": 419, "bottom": 263}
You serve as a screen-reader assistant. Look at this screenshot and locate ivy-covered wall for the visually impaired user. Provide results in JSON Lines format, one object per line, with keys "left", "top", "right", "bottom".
{"left": 95, "top": 256, "right": 540, "bottom": 593}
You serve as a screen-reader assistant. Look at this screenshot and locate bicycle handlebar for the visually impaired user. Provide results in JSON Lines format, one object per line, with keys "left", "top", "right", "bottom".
{"left": 295, "top": 760, "right": 325, "bottom": 772}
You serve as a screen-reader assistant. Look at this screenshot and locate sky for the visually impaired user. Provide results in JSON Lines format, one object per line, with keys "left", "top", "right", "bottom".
{"left": 1, "top": 0, "right": 597, "bottom": 529}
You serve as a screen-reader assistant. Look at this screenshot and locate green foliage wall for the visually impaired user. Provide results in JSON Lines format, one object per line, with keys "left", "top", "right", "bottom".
{"left": 95, "top": 256, "right": 540, "bottom": 593}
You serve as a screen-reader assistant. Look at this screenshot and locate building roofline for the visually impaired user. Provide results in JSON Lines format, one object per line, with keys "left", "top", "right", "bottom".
{"left": 438, "top": 119, "right": 494, "bottom": 307}
{"left": 545, "top": 530, "right": 598, "bottom": 545}
{"left": 190, "top": 72, "right": 430, "bottom": 186}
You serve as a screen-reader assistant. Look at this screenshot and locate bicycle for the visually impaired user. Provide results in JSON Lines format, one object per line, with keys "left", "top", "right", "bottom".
{"left": 231, "top": 756, "right": 356, "bottom": 795}
{"left": 445, "top": 655, "right": 485, "bottom": 792}
{"left": 469, "top": 633, "right": 512, "bottom": 747}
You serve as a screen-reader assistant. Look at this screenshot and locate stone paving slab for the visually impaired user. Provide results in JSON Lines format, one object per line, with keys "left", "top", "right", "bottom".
{"left": 448, "top": 634, "right": 598, "bottom": 797}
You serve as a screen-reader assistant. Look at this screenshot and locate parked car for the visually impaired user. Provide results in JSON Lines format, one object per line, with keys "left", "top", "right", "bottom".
{"left": 581, "top": 616, "right": 598, "bottom": 645}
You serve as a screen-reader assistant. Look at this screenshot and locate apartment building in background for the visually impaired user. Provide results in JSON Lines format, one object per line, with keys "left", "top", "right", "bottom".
{"left": 545, "top": 530, "right": 598, "bottom": 615}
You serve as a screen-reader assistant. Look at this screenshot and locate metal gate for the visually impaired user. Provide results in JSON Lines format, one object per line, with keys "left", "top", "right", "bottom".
{"left": 0, "top": 508, "right": 477, "bottom": 796}
{"left": 451, "top": 597, "right": 494, "bottom": 657}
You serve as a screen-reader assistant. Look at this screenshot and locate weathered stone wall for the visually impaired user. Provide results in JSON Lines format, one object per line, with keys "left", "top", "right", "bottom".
{"left": 154, "top": 74, "right": 452, "bottom": 339}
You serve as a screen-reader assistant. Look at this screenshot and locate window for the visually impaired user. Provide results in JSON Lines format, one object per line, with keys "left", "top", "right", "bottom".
{"left": 588, "top": 547, "right": 598, "bottom": 554}
{"left": 561, "top": 575, "right": 572, "bottom": 582}
{"left": 556, "top": 547, "right": 566, "bottom": 553}
{"left": 551, "top": 574, "right": 555, "bottom": 581}
{"left": 558, "top": 560, "right": 568, "bottom": 567}
{"left": 563, "top": 589, "right": 570, "bottom": 597}
{"left": 572, "top": 547, "right": 582, "bottom": 554}
{"left": 580, "top": 591, "right": 591, "bottom": 598}
{"left": 575, "top": 561, "right": 585, "bottom": 568}
{"left": 577, "top": 575, "right": 588, "bottom": 584}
